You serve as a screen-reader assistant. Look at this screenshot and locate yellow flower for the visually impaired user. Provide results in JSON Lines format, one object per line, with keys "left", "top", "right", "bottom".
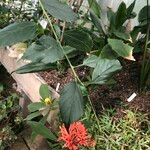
{"left": 44, "top": 98, "right": 52, "bottom": 105}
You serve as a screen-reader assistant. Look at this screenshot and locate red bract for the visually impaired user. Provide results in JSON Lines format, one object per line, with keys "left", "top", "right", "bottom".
{"left": 58, "top": 122, "right": 96, "bottom": 150}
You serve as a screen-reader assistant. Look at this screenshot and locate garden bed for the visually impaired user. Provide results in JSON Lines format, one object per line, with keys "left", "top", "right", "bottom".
{"left": 0, "top": 48, "right": 59, "bottom": 103}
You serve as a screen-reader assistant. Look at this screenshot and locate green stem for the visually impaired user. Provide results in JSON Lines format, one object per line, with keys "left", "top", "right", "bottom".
{"left": 39, "top": 0, "right": 82, "bottom": 85}
{"left": 39, "top": 0, "right": 100, "bottom": 126}
{"left": 140, "top": 0, "right": 150, "bottom": 90}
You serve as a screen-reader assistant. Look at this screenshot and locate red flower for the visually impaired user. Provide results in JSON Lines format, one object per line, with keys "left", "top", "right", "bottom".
{"left": 58, "top": 122, "right": 96, "bottom": 150}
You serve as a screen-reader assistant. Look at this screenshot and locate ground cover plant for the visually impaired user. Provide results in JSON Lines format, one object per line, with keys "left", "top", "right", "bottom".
{"left": 0, "top": 0, "right": 150, "bottom": 149}
{"left": 0, "top": 69, "right": 23, "bottom": 149}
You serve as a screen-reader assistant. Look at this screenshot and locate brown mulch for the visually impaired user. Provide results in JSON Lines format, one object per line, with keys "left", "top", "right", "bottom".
{"left": 39, "top": 58, "right": 150, "bottom": 115}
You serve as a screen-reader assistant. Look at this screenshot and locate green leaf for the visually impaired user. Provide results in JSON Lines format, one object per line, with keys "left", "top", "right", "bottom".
{"left": 64, "top": 29, "right": 93, "bottom": 52}
{"left": 39, "top": 84, "right": 51, "bottom": 99}
{"left": 90, "top": 11, "right": 106, "bottom": 35}
{"left": 108, "top": 39, "right": 134, "bottom": 60}
{"left": 15, "top": 62, "right": 56, "bottom": 74}
{"left": 22, "top": 36, "right": 64, "bottom": 64}
{"left": 101, "top": 45, "right": 118, "bottom": 59}
{"left": 28, "top": 121, "right": 56, "bottom": 140}
{"left": 59, "top": 81, "right": 84, "bottom": 125}
{"left": 0, "top": 22, "right": 36, "bottom": 46}
{"left": 88, "top": 0, "right": 101, "bottom": 17}
{"left": 41, "top": 0, "right": 77, "bottom": 22}
{"left": 112, "top": 30, "right": 131, "bottom": 41}
{"left": 0, "top": 84, "right": 4, "bottom": 93}
{"left": 28, "top": 102, "right": 45, "bottom": 112}
{"left": 138, "top": 6, "right": 150, "bottom": 23}
{"left": 83, "top": 55, "right": 99, "bottom": 68}
{"left": 115, "top": 2, "right": 127, "bottom": 28}
{"left": 91, "top": 59, "right": 122, "bottom": 84}
{"left": 26, "top": 111, "right": 41, "bottom": 121}
{"left": 127, "top": 0, "right": 136, "bottom": 18}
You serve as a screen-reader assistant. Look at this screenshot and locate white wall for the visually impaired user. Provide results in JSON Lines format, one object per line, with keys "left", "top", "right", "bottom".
{"left": 98, "top": 0, "right": 149, "bottom": 26}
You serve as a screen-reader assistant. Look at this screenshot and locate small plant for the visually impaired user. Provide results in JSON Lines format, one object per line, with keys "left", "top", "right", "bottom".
{"left": 26, "top": 84, "right": 96, "bottom": 150}
{"left": 0, "top": 86, "right": 23, "bottom": 149}
{"left": 82, "top": 105, "right": 150, "bottom": 150}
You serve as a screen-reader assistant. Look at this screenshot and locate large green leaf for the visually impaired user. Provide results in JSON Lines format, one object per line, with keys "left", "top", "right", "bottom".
{"left": 108, "top": 39, "right": 134, "bottom": 60}
{"left": 91, "top": 59, "right": 122, "bottom": 84}
{"left": 39, "top": 84, "right": 51, "bottom": 99}
{"left": 64, "top": 29, "right": 93, "bottom": 52}
{"left": 41, "top": 0, "right": 77, "bottom": 22}
{"left": 88, "top": 0, "right": 101, "bottom": 17}
{"left": 28, "top": 121, "right": 56, "bottom": 140}
{"left": 115, "top": 2, "right": 127, "bottom": 28}
{"left": 138, "top": 6, "right": 150, "bottom": 23}
{"left": 22, "top": 36, "right": 64, "bottom": 63}
{"left": 15, "top": 62, "right": 56, "bottom": 74}
{"left": 59, "top": 81, "right": 84, "bottom": 125}
{"left": 0, "top": 22, "right": 36, "bottom": 46}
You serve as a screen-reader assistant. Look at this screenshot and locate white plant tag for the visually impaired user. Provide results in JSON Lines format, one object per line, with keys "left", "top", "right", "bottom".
{"left": 56, "top": 83, "right": 60, "bottom": 92}
{"left": 39, "top": 19, "right": 48, "bottom": 29}
{"left": 127, "top": 93, "right": 137, "bottom": 102}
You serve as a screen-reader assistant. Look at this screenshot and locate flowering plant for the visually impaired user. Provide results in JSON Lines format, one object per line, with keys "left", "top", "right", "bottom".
{"left": 58, "top": 122, "right": 96, "bottom": 150}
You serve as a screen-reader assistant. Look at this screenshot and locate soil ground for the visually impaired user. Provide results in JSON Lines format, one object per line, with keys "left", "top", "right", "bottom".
{"left": 40, "top": 58, "right": 150, "bottom": 116}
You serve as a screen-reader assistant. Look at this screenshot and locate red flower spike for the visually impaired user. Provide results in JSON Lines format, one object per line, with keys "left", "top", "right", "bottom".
{"left": 58, "top": 122, "right": 96, "bottom": 150}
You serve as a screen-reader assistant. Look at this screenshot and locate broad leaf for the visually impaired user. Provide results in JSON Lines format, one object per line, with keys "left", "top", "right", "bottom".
{"left": 28, "top": 102, "right": 45, "bottom": 112}
{"left": 101, "top": 45, "right": 118, "bottom": 59}
{"left": 64, "top": 29, "right": 93, "bottom": 52}
{"left": 39, "top": 84, "right": 51, "bottom": 99}
{"left": 15, "top": 62, "right": 56, "bottom": 74}
{"left": 28, "top": 121, "right": 56, "bottom": 140}
{"left": 41, "top": 0, "right": 77, "bottom": 22}
{"left": 115, "top": 2, "right": 127, "bottom": 28}
{"left": 59, "top": 81, "right": 84, "bottom": 125}
{"left": 22, "top": 36, "right": 64, "bottom": 63}
{"left": 108, "top": 39, "right": 135, "bottom": 61}
{"left": 91, "top": 59, "right": 122, "bottom": 84}
{"left": 138, "top": 6, "right": 150, "bottom": 23}
{"left": 83, "top": 55, "right": 99, "bottom": 68}
{"left": 0, "top": 22, "right": 36, "bottom": 46}
{"left": 88, "top": 0, "right": 101, "bottom": 17}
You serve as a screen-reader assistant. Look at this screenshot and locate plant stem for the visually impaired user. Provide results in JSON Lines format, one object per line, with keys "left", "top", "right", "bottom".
{"left": 39, "top": 0, "right": 100, "bottom": 127}
{"left": 140, "top": 0, "right": 150, "bottom": 90}
{"left": 39, "top": 0, "right": 82, "bottom": 85}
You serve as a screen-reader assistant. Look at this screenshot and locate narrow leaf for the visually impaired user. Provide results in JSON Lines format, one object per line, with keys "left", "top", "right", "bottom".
{"left": 115, "top": 2, "right": 127, "bottom": 28}
{"left": 88, "top": 0, "right": 101, "bottom": 17}
{"left": 28, "top": 121, "right": 56, "bottom": 140}
{"left": 15, "top": 62, "right": 56, "bottom": 74}
{"left": 26, "top": 111, "right": 41, "bottom": 121}
{"left": 28, "top": 102, "right": 45, "bottom": 112}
